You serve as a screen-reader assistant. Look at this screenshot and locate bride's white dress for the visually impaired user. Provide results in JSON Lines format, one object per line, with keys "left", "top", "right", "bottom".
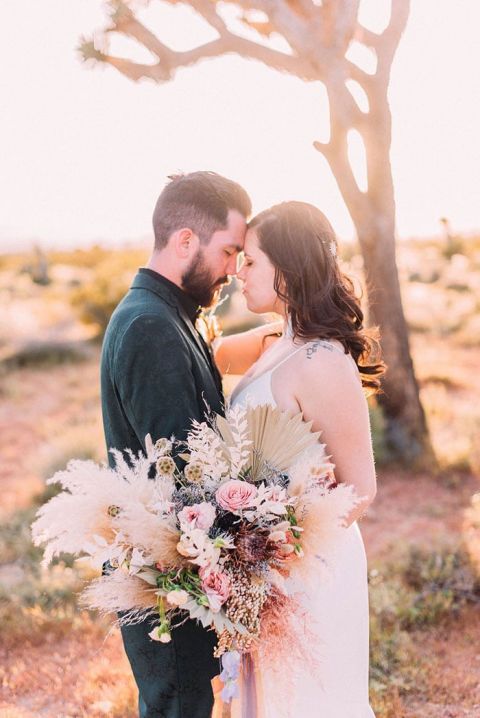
{"left": 227, "top": 340, "right": 376, "bottom": 718}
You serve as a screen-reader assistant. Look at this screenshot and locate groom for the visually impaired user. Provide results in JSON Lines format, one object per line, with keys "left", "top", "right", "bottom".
{"left": 100, "top": 171, "right": 251, "bottom": 717}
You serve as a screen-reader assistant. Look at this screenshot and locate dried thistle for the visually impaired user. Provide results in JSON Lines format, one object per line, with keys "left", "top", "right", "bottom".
{"left": 156, "top": 456, "right": 176, "bottom": 476}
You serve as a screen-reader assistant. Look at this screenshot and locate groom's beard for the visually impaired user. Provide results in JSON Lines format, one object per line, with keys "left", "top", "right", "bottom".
{"left": 182, "top": 249, "right": 228, "bottom": 309}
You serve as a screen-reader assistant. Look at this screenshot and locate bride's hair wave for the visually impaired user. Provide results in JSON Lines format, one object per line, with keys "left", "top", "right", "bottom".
{"left": 248, "top": 201, "right": 386, "bottom": 393}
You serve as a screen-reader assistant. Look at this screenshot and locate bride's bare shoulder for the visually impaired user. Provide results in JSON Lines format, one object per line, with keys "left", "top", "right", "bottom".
{"left": 292, "top": 338, "right": 361, "bottom": 387}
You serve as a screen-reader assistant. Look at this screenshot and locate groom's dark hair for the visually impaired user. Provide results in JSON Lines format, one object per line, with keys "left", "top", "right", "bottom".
{"left": 152, "top": 171, "right": 251, "bottom": 249}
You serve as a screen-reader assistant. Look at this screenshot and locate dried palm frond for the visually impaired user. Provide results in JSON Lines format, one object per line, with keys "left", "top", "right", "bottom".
{"left": 241, "top": 405, "right": 321, "bottom": 481}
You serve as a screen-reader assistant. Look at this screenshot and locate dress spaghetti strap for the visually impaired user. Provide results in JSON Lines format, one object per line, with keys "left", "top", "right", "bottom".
{"left": 269, "top": 339, "right": 344, "bottom": 372}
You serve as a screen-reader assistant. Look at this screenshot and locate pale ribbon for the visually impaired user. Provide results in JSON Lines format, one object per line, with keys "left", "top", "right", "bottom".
{"left": 211, "top": 649, "right": 266, "bottom": 718}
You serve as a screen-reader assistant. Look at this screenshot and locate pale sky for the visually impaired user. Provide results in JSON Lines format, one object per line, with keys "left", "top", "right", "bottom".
{"left": 0, "top": 0, "right": 479, "bottom": 251}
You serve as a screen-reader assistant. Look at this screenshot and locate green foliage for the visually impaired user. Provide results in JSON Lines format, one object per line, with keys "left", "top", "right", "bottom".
{"left": 369, "top": 571, "right": 418, "bottom": 699}
{"left": 400, "top": 546, "right": 480, "bottom": 627}
{"left": 70, "top": 252, "right": 144, "bottom": 336}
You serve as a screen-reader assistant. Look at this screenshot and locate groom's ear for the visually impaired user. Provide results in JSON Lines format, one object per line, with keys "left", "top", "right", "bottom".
{"left": 172, "top": 228, "right": 200, "bottom": 259}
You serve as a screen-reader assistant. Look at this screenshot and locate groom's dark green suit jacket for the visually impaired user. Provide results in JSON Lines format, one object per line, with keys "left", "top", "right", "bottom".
{"left": 100, "top": 268, "right": 224, "bottom": 718}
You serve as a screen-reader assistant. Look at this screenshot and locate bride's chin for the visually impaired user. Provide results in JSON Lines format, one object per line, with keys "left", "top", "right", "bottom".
{"left": 245, "top": 300, "right": 271, "bottom": 315}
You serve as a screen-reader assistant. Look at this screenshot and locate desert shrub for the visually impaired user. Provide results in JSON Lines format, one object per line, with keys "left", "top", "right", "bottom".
{"left": 70, "top": 252, "right": 143, "bottom": 336}
{"left": 49, "top": 244, "right": 146, "bottom": 270}
{"left": 0, "top": 493, "right": 99, "bottom": 646}
{"left": 408, "top": 269, "right": 440, "bottom": 284}
{"left": 0, "top": 431, "right": 102, "bottom": 648}
{"left": 0, "top": 340, "right": 89, "bottom": 371}
{"left": 369, "top": 569, "right": 418, "bottom": 698}
{"left": 399, "top": 546, "right": 480, "bottom": 628}
{"left": 0, "top": 512, "right": 80, "bottom": 648}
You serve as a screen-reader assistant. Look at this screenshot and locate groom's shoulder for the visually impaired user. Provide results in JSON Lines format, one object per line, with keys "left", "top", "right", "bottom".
{"left": 103, "top": 285, "right": 181, "bottom": 352}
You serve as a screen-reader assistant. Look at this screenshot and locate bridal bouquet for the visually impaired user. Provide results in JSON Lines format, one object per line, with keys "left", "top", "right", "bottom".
{"left": 31, "top": 404, "right": 361, "bottom": 701}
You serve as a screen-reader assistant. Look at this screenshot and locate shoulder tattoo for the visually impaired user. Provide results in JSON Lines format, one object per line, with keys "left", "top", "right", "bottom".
{"left": 306, "top": 341, "right": 335, "bottom": 359}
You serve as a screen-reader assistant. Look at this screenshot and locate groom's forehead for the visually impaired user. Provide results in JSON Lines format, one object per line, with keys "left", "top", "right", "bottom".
{"left": 213, "top": 211, "right": 247, "bottom": 248}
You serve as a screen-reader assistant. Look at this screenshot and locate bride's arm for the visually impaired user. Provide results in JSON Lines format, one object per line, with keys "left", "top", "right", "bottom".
{"left": 294, "top": 348, "right": 377, "bottom": 527}
{"left": 213, "top": 321, "right": 282, "bottom": 375}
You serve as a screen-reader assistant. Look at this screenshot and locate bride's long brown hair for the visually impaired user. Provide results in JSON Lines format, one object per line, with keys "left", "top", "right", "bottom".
{"left": 249, "top": 201, "right": 386, "bottom": 392}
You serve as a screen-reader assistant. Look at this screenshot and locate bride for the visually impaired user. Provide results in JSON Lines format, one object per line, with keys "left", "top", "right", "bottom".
{"left": 213, "top": 201, "right": 384, "bottom": 717}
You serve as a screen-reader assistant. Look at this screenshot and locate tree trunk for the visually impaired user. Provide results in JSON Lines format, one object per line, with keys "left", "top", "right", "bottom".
{"left": 358, "top": 221, "right": 434, "bottom": 467}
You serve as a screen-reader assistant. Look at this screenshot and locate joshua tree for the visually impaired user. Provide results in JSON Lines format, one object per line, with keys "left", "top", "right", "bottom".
{"left": 81, "top": 0, "right": 434, "bottom": 466}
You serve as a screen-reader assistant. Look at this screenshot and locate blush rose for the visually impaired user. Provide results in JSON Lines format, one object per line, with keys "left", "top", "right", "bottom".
{"left": 215, "top": 479, "right": 258, "bottom": 514}
{"left": 199, "top": 567, "right": 231, "bottom": 613}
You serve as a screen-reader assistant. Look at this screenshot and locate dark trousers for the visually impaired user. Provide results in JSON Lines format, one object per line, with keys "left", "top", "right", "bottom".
{"left": 120, "top": 614, "right": 221, "bottom": 718}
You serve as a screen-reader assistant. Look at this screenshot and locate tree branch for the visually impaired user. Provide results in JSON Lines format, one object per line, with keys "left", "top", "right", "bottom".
{"left": 107, "top": 2, "right": 177, "bottom": 66}
{"left": 313, "top": 84, "right": 369, "bottom": 226}
{"left": 375, "top": 0, "right": 410, "bottom": 85}
{"left": 354, "top": 23, "right": 382, "bottom": 50}
{"left": 219, "top": 0, "right": 313, "bottom": 56}
{"left": 313, "top": 134, "right": 368, "bottom": 227}
{"left": 81, "top": 33, "right": 320, "bottom": 83}
{"left": 345, "top": 59, "right": 373, "bottom": 90}
{"left": 319, "top": 0, "right": 360, "bottom": 52}
{"left": 83, "top": 0, "right": 324, "bottom": 83}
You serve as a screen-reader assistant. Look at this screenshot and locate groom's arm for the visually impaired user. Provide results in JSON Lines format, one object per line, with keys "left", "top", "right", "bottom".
{"left": 115, "top": 313, "right": 203, "bottom": 451}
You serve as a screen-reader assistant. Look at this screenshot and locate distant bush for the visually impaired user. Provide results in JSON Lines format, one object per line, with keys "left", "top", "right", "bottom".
{"left": 70, "top": 252, "right": 143, "bottom": 336}
{"left": 49, "top": 245, "right": 146, "bottom": 270}
{"left": 399, "top": 546, "right": 480, "bottom": 628}
{"left": 0, "top": 340, "right": 88, "bottom": 371}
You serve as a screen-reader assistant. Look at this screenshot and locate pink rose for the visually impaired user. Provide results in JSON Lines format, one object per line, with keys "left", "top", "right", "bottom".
{"left": 178, "top": 502, "right": 216, "bottom": 532}
{"left": 200, "top": 568, "right": 231, "bottom": 613}
{"left": 215, "top": 480, "right": 258, "bottom": 514}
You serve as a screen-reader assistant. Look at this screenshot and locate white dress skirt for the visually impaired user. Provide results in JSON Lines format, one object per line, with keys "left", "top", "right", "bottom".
{"left": 222, "top": 343, "right": 376, "bottom": 718}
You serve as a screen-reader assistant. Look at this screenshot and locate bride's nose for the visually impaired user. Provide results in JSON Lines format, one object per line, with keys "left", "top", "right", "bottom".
{"left": 236, "top": 264, "right": 246, "bottom": 282}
